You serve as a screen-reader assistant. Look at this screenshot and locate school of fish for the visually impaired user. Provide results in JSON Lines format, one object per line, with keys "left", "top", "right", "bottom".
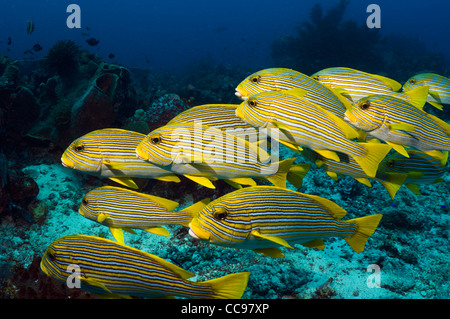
{"left": 41, "top": 66, "right": 450, "bottom": 299}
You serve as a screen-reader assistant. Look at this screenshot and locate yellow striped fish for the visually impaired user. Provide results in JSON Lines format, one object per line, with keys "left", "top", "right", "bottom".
{"left": 79, "top": 186, "right": 210, "bottom": 244}
{"left": 61, "top": 128, "right": 180, "bottom": 189}
{"left": 377, "top": 150, "right": 448, "bottom": 197}
{"left": 136, "top": 122, "right": 309, "bottom": 189}
{"left": 235, "top": 89, "right": 392, "bottom": 178}
{"left": 344, "top": 94, "right": 450, "bottom": 159}
{"left": 403, "top": 73, "right": 450, "bottom": 110}
{"left": 235, "top": 68, "right": 352, "bottom": 118}
{"left": 40, "top": 235, "right": 250, "bottom": 299}
{"left": 312, "top": 67, "right": 429, "bottom": 109}
{"left": 167, "top": 104, "right": 260, "bottom": 140}
{"left": 188, "top": 186, "right": 382, "bottom": 258}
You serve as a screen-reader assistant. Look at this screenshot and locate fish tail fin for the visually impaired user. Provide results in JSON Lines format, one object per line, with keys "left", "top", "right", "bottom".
{"left": 287, "top": 163, "right": 311, "bottom": 188}
{"left": 353, "top": 142, "right": 392, "bottom": 178}
{"left": 203, "top": 272, "right": 250, "bottom": 299}
{"left": 178, "top": 198, "right": 211, "bottom": 227}
{"left": 344, "top": 214, "right": 383, "bottom": 253}
{"left": 267, "top": 158, "right": 296, "bottom": 188}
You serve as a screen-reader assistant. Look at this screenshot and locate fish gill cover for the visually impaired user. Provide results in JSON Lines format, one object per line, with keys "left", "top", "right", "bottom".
{"left": 0, "top": 0, "right": 449, "bottom": 305}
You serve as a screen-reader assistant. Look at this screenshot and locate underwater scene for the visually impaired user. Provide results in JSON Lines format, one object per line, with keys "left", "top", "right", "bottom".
{"left": 0, "top": 0, "right": 449, "bottom": 305}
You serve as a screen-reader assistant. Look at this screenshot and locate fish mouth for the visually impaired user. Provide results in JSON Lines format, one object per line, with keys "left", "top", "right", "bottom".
{"left": 135, "top": 147, "right": 148, "bottom": 161}
{"left": 235, "top": 106, "right": 245, "bottom": 119}
{"left": 61, "top": 155, "right": 73, "bottom": 168}
{"left": 188, "top": 220, "right": 210, "bottom": 241}
{"left": 235, "top": 88, "right": 248, "bottom": 100}
{"left": 344, "top": 111, "right": 357, "bottom": 124}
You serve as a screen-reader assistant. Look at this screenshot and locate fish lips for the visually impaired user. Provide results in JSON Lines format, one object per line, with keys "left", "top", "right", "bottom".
{"left": 61, "top": 154, "right": 74, "bottom": 168}
{"left": 235, "top": 88, "right": 248, "bottom": 100}
{"left": 188, "top": 219, "right": 211, "bottom": 241}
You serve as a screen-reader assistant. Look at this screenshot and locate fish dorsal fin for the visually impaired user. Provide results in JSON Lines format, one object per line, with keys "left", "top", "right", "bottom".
{"left": 109, "top": 227, "right": 125, "bottom": 245}
{"left": 108, "top": 177, "right": 139, "bottom": 189}
{"left": 140, "top": 194, "right": 179, "bottom": 211}
{"left": 144, "top": 226, "right": 171, "bottom": 237}
{"left": 386, "top": 141, "right": 410, "bottom": 158}
{"left": 301, "top": 238, "right": 325, "bottom": 250}
{"left": 184, "top": 175, "right": 216, "bottom": 189}
{"left": 252, "top": 248, "right": 285, "bottom": 258}
{"left": 403, "top": 85, "right": 429, "bottom": 109}
{"left": 155, "top": 175, "right": 181, "bottom": 183}
{"left": 251, "top": 230, "right": 293, "bottom": 249}
{"left": 302, "top": 193, "right": 347, "bottom": 219}
{"left": 372, "top": 74, "right": 402, "bottom": 91}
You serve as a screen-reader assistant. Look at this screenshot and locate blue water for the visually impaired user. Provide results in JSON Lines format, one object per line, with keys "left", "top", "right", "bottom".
{"left": 1, "top": 0, "right": 449, "bottom": 71}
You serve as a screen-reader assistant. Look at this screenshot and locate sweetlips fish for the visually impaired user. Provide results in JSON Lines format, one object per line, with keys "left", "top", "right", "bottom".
{"left": 79, "top": 186, "right": 210, "bottom": 244}
{"left": 40, "top": 234, "right": 250, "bottom": 299}
{"left": 188, "top": 186, "right": 382, "bottom": 258}
{"left": 136, "top": 122, "right": 309, "bottom": 189}
{"left": 235, "top": 67, "right": 352, "bottom": 118}
{"left": 312, "top": 67, "right": 429, "bottom": 109}
{"left": 167, "top": 104, "right": 260, "bottom": 140}
{"left": 344, "top": 94, "right": 450, "bottom": 159}
{"left": 61, "top": 128, "right": 180, "bottom": 189}
{"left": 235, "top": 89, "right": 392, "bottom": 178}
{"left": 377, "top": 150, "right": 448, "bottom": 197}
{"left": 403, "top": 73, "right": 450, "bottom": 111}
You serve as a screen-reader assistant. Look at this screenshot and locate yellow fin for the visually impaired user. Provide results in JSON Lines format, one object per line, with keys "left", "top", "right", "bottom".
{"left": 441, "top": 151, "right": 449, "bottom": 166}
{"left": 371, "top": 74, "right": 402, "bottom": 91}
{"left": 251, "top": 230, "right": 293, "bottom": 249}
{"left": 81, "top": 276, "right": 112, "bottom": 294}
{"left": 403, "top": 85, "right": 429, "bottom": 109}
{"left": 109, "top": 177, "right": 139, "bottom": 189}
{"left": 279, "top": 139, "right": 303, "bottom": 153}
{"left": 155, "top": 175, "right": 181, "bottom": 183}
{"left": 354, "top": 177, "right": 372, "bottom": 187}
{"left": 386, "top": 141, "right": 410, "bottom": 157}
{"left": 184, "top": 175, "right": 216, "bottom": 189}
{"left": 109, "top": 227, "right": 125, "bottom": 245}
{"left": 123, "top": 228, "right": 137, "bottom": 234}
{"left": 287, "top": 163, "right": 311, "bottom": 188}
{"left": 428, "top": 101, "right": 444, "bottom": 111}
{"left": 268, "top": 119, "right": 303, "bottom": 152}
{"left": 427, "top": 114, "right": 450, "bottom": 135}
{"left": 344, "top": 214, "right": 383, "bottom": 253}
{"left": 253, "top": 248, "right": 285, "bottom": 258}
{"left": 353, "top": 142, "right": 392, "bottom": 178}
{"left": 178, "top": 198, "right": 211, "bottom": 226}
{"left": 329, "top": 87, "right": 354, "bottom": 110}
{"left": 140, "top": 193, "right": 179, "bottom": 211}
{"left": 377, "top": 172, "right": 408, "bottom": 200}
{"left": 144, "top": 226, "right": 171, "bottom": 237}
{"left": 302, "top": 238, "right": 325, "bottom": 250}
{"left": 302, "top": 193, "right": 347, "bottom": 219}
{"left": 97, "top": 213, "right": 110, "bottom": 223}
{"left": 326, "top": 170, "right": 339, "bottom": 181}
{"left": 422, "top": 150, "right": 445, "bottom": 161}
{"left": 228, "top": 177, "right": 257, "bottom": 186}
{"left": 202, "top": 272, "right": 250, "bottom": 299}
{"left": 315, "top": 149, "right": 340, "bottom": 162}
{"left": 267, "top": 157, "right": 296, "bottom": 188}
{"left": 320, "top": 106, "right": 360, "bottom": 140}
{"left": 405, "top": 183, "right": 421, "bottom": 195}
{"left": 224, "top": 179, "right": 243, "bottom": 189}
{"left": 388, "top": 123, "right": 416, "bottom": 132}
{"left": 284, "top": 87, "right": 309, "bottom": 98}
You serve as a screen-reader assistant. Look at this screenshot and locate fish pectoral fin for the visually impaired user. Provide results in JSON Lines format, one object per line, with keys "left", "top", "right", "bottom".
{"left": 314, "top": 149, "right": 340, "bottom": 162}
{"left": 109, "top": 227, "right": 125, "bottom": 245}
{"left": 155, "top": 175, "right": 181, "bottom": 183}
{"left": 252, "top": 248, "right": 285, "bottom": 258}
{"left": 279, "top": 139, "right": 303, "bottom": 153}
{"left": 386, "top": 141, "right": 410, "bottom": 158}
{"left": 224, "top": 179, "right": 243, "bottom": 189}
{"left": 405, "top": 183, "right": 421, "bottom": 195}
{"left": 108, "top": 177, "right": 139, "bottom": 189}
{"left": 268, "top": 120, "right": 303, "bottom": 152}
{"left": 228, "top": 177, "right": 257, "bottom": 186}
{"left": 97, "top": 213, "right": 110, "bottom": 223}
{"left": 81, "top": 276, "right": 112, "bottom": 294}
{"left": 144, "top": 227, "right": 171, "bottom": 237}
{"left": 428, "top": 101, "right": 444, "bottom": 111}
{"left": 184, "top": 175, "right": 216, "bottom": 189}
{"left": 387, "top": 123, "right": 416, "bottom": 132}
{"left": 301, "top": 238, "right": 325, "bottom": 250}
{"left": 250, "top": 230, "right": 293, "bottom": 249}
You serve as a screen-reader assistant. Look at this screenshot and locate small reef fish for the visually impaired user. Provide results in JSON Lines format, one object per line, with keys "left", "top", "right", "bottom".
{"left": 236, "top": 89, "right": 392, "bottom": 178}
{"left": 40, "top": 235, "right": 250, "bottom": 299}
{"left": 377, "top": 150, "right": 448, "bottom": 197}
{"left": 235, "top": 67, "right": 352, "bottom": 118}
{"left": 167, "top": 104, "right": 259, "bottom": 140}
{"left": 312, "top": 67, "right": 429, "bottom": 109}
{"left": 188, "top": 186, "right": 382, "bottom": 258}
{"left": 403, "top": 73, "right": 450, "bottom": 110}
{"left": 79, "top": 185, "right": 210, "bottom": 244}
{"left": 26, "top": 21, "right": 34, "bottom": 34}
{"left": 86, "top": 37, "right": 100, "bottom": 46}
{"left": 136, "top": 122, "right": 309, "bottom": 189}
{"left": 344, "top": 94, "right": 450, "bottom": 159}
{"left": 61, "top": 128, "right": 180, "bottom": 189}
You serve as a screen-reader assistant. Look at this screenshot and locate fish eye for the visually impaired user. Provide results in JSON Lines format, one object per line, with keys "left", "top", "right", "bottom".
{"left": 213, "top": 208, "right": 228, "bottom": 221}
{"left": 312, "top": 75, "right": 319, "bottom": 81}
{"left": 359, "top": 101, "right": 370, "bottom": 110}
{"left": 250, "top": 75, "right": 261, "bottom": 84}
{"left": 74, "top": 142, "right": 85, "bottom": 152}
{"left": 82, "top": 197, "right": 88, "bottom": 205}
{"left": 150, "top": 135, "right": 161, "bottom": 145}
{"left": 409, "top": 79, "right": 416, "bottom": 84}
{"left": 248, "top": 99, "right": 258, "bottom": 107}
